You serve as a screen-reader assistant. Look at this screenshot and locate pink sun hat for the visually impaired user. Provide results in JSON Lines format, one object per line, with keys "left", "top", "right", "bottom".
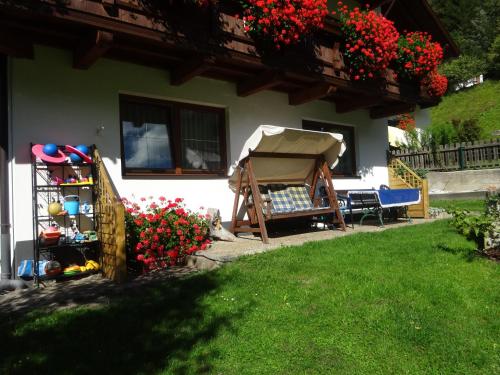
{"left": 31, "top": 144, "right": 67, "bottom": 164}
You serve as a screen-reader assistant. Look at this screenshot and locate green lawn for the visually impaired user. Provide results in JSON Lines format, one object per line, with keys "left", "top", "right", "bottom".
{"left": 430, "top": 80, "right": 500, "bottom": 140}
{"left": 430, "top": 198, "right": 485, "bottom": 212}
{"left": 1, "top": 220, "right": 499, "bottom": 374}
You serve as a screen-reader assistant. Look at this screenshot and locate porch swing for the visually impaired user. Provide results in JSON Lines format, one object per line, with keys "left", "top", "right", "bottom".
{"left": 228, "top": 125, "right": 347, "bottom": 243}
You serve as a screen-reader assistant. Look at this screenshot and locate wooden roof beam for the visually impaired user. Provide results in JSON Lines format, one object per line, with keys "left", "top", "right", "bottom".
{"left": 335, "top": 95, "right": 382, "bottom": 114}
{"left": 237, "top": 70, "right": 285, "bottom": 97}
{"left": 74, "top": 30, "right": 113, "bottom": 69}
{"left": 170, "top": 56, "right": 215, "bottom": 86}
{"left": 370, "top": 102, "right": 416, "bottom": 119}
{"left": 288, "top": 82, "right": 337, "bottom": 106}
{"left": 0, "top": 33, "right": 33, "bottom": 59}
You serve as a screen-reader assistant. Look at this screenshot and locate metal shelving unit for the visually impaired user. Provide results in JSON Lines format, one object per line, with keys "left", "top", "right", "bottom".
{"left": 31, "top": 144, "right": 100, "bottom": 286}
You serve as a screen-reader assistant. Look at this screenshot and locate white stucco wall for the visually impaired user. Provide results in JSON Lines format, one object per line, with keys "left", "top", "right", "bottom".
{"left": 8, "top": 45, "right": 391, "bottom": 260}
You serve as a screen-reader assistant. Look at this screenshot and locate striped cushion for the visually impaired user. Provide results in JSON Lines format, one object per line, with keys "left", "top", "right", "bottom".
{"left": 268, "top": 184, "right": 296, "bottom": 214}
{"left": 287, "top": 185, "right": 313, "bottom": 211}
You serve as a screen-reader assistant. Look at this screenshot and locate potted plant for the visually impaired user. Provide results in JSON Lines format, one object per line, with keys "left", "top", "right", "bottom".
{"left": 239, "top": 0, "right": 329, "bottom": 50}
{"left": 336, "top": 1, "right": 399, "bottom": 82}
{"left": 394, "top": 31, "right": 444, "bottom": 97}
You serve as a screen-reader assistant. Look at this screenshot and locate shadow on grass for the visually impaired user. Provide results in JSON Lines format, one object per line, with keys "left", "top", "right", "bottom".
{"left": 0, "top": 272, "right": 242, "bottom": 374}
{"left": 437, "top": 243, "right": 478, "bottom": 262}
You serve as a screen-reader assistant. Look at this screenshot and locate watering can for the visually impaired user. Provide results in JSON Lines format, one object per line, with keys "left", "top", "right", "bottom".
{"left": 63, "top": 195, "right": 80, "bottom": 215}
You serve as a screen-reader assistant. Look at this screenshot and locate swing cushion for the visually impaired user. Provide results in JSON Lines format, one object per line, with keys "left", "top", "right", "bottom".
{"left": 268, "top": 185, "right": 296, "bottom": 214}
{"left": 286, "top": 185, "right": 314, "bottom": 211}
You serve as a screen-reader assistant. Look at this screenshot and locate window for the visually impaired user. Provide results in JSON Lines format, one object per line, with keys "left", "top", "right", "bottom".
{"left": 302, "top": 120, "right": 357, "bottom": 177}
{"left": 120, "top": 95, "right": 226, "bottom": 176}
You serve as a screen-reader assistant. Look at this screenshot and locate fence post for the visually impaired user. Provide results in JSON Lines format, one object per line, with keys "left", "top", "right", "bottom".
{"left": 458, "top": 146, "right": 465, "bottom": 170}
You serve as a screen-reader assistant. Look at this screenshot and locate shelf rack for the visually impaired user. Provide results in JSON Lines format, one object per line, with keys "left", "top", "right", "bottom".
{"left": 31, "top": 144, "right": 100, "bottom": 286}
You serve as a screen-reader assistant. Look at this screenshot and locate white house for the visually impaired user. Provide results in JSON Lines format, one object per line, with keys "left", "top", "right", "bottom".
{"left": 0, "top": 0, "right": 458, "bottom": 279}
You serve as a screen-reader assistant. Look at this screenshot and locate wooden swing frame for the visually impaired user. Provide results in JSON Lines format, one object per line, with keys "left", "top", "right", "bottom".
{"left": 230, "top": 152, "right": 346, "bottom": 244}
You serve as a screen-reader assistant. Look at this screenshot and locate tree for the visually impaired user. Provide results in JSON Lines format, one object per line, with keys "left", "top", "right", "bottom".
{"left": 487, "top": 35, "right": 500, "bottom": 78}
{"left": 428, "top": 0, "right": 499, "bottom": 80}
{"left": 439, "top": 55, "right": 488, "bottom": 87}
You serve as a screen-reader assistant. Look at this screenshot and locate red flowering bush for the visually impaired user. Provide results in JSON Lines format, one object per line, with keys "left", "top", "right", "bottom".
{"left": 396, "top": 113, "right": 416, "bottom": 131}
{"left": 240, "top": 0, "right": 329, "bottom": 49}
{"left": 123, "top": 196, "right": 211, "bottom": 271}
{"left": 422, "top": 70, "right": 448, "bottom": 97}
{"left": 337, "top": 1, "right": 399, "bottom": 80}
{"left": 395, "top": 31, "right": 443, "bottom": 81}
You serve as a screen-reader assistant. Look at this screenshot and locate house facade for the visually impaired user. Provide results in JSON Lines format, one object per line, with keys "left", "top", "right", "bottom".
{"left": 0, "top": 0, "right": 458, "bottom": 278}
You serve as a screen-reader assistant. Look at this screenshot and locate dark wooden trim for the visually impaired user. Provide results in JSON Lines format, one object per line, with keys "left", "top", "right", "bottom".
{"left": 335, "top": 95, "right": 381, "bottom": 114}
{"left": 370, "top": 103, "right": 416, "bottom": 119}
{"left": 119, "top": 94, "right": 227, "bottom": 177}
{"left": 0, "top": 32, "right": 33, "bottom": 59}
{"left": 237, "top": 69, "right": 285, "bottom": 97}
{"left": 288, "top": 82, "right": 336, "bottom": 106}
{"left": 170, "top": 56, "right": 215, "bottom": 86}
{"left": 73, "top": 29, "right": 113, "bottom": 69}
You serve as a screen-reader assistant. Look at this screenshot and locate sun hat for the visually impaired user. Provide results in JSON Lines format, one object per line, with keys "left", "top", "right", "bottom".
{"left": 31, "top": 144, "right": 67, "bottom": 164}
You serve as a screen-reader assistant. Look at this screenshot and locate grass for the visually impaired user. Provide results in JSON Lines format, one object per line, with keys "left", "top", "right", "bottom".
{"left": 1, "top": 220, "right": 499, "bottom": 374}
{"left": 430, "top": 198, "right": 486, "bottom": 212}
{"left": 430, "top": 80, "right": 500, "bottom": 140}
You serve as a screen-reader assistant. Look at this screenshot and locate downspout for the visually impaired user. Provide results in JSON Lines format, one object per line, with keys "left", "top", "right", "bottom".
{"left": 0, "top": 54, "right": 12, "bottom": 280}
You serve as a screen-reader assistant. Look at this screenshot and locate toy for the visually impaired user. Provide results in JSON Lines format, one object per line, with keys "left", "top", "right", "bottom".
{"left": 63, "top": 195, "right": 80, "bottom": 215}
{"left": 83, "top": 230, "right": 98, "bottom": 241}
{"left": 74, "top": 233, "right": 87, "bottom": 242}
{"left": 85, "top": 260, "right": 100, "bottom": 271}
{"left": 48, "top": 200, "right": 62, "bottom": 216}
{"left": 76, "top": 144, "right": 89, "bottom": 155}
{"left": 43, "top": 143, "right": 58, "bottom": 156}
{"left": 31, "top": 144, "right": 66, "bottom": 164}
{"left": 65, "top": 145, "right": 92, "bottom": 164}
{"left": 50, "top": 175, "right": 64, "bottom": 185}
{"left": 44, "top": 261, "right": 62, "bottom": 277}
{"left": 40, "top": 225, "right": 61, "bottom": 246}
{"left": 69, "top": 153, "right": 82, "bottom": 163}
{"left": 81, "top": 201, "right": 90, "bottom": 214}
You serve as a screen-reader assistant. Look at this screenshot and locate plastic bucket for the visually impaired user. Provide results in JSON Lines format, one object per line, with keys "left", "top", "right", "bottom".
{"left": 63, "top": 195, "right": 80, "bottom": 215}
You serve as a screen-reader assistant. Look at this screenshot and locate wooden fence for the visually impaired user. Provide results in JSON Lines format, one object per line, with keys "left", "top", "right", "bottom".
{"left": 93, "top": 149, "right": 127, "bottom": 282}
{"left": 392, "top": 139, "right": 500, "bottom": 171}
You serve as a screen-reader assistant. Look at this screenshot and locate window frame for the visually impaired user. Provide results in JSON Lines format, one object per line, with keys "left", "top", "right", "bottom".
{"left": 302, "top": 120, "right": 358, "bottom": 177}
{"left": 119, "top": 94, "right": 227, "bottom": 177}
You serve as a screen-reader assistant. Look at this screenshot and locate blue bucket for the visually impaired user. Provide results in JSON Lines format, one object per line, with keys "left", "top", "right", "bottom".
{"left": 63, "top": 195, "right": 80, "bottom": 215}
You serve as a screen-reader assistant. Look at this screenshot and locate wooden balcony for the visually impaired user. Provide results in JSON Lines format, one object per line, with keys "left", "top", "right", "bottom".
{"left": 0, "top": 0, "right": 441, "bottom": 117}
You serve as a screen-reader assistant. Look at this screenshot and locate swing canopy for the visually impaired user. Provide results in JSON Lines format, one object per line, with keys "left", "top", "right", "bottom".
{"left": 228, "top": 125, "right": 346, "bottom": 191}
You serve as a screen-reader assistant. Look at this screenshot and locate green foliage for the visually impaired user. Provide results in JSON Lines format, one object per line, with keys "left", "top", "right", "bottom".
{"left": 451, "top": 118, "right": 482, "bottom": 142}
{"left": 428, "top": 0, "right": 498, "bottom": 78}
{"left": 414, "top": 168, "right": 429, "bottom": 179}
{"left": 447, "top": 194, "right": 499, "bottom": 252}
{"left": 439, "top": 55, "right": 488, "bottom": 87}
{"left": 394, "top": 164, "right": 428, "bottom": 179}
{"left": 430, "top": 80, "right": 500, "bottom": 143}
{"left": 448, "top": 208, "right": 495, "bottom": 251}
{"left": 487, "top": 35, "right": 500, "bottom": 78}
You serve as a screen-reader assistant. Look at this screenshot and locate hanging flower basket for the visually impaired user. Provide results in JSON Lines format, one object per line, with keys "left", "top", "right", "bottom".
{"left": 394, "top": 31, "right": 444, "bottom": 81}
{"left": 240, "top": 0, "right": 329, "bottom": 50}
{"left": 336, "top": 1, "right": 399, "bottom": 81}
{"left": 421, "top": 70, "right": 448, "bottom": 98}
